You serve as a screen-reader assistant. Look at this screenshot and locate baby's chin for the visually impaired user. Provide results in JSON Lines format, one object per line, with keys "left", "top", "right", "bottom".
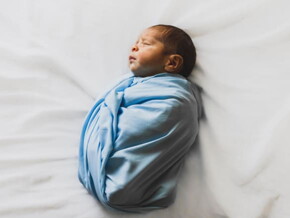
{"left": 129, "top": 64, "right": 165, "bottom": 77}
{"left": 129, "top": 66, "right": 145, "bottom": 77}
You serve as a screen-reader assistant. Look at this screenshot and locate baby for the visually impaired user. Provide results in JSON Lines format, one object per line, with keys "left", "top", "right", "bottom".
{"left": 78, "top": 24, "right": 202, "bottom": 213}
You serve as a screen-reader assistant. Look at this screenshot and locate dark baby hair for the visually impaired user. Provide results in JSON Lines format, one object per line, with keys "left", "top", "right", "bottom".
{"left": 150, "top": 24, "right": 196, "bottom": 78}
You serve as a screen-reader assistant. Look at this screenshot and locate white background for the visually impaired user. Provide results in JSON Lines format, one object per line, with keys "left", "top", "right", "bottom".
{"left": 1, "top": 0, "right": 290, "bottom": 217}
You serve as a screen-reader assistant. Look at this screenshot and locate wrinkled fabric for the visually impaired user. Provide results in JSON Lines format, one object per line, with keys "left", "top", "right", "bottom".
{"left": 78, "top": 72, "right": 202, "bottom": 213}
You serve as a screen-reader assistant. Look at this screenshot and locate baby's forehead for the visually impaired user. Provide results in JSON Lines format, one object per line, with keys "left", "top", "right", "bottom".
{"left": 138, "top": 27, "right": 163, "bottom": 41}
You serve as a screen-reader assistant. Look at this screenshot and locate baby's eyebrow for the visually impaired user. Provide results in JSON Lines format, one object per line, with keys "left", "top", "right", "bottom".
{"left": 141, "top": 37, "right": 156, "bottom": 43}
{"left": 135, "top": 34, "right": 160, "bottom": 44}
{"left": 135, "top": 38, "right": 152, "bottom": 44}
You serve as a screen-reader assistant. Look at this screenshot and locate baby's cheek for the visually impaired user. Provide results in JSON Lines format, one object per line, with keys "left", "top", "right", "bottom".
{"left": 139, "top": 53, "right": 154, "bottom": 64}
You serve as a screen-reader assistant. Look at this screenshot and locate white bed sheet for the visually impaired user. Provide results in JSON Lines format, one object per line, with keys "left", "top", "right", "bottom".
{"left": 1, "top": 0, "right": 290, "bottom": 217}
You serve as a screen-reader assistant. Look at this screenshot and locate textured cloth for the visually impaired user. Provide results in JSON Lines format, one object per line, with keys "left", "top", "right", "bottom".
{"left": 78, "top": 72, "right": 202, "bottom": 212}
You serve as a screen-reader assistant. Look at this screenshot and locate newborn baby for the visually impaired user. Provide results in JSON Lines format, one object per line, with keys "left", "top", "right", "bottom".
{"left": 78, "top": 24, "right": 202, "bottom": 213}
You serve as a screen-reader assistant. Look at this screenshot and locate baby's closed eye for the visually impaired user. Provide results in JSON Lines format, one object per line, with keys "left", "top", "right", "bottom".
{"left": 143, "top": 42, "right": 151, "bottom": 45}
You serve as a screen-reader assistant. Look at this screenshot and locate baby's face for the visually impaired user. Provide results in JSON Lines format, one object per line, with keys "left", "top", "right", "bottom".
{"left": 129, "top": 28, "right": 168, "bottom": 77}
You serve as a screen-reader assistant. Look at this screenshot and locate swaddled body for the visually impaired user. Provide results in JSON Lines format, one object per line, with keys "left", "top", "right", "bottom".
{"left": 78, "top": 72, "right": 202, "bottom": 212}
{"left": 78, "top": 24, "right": 202, "bottom": 212}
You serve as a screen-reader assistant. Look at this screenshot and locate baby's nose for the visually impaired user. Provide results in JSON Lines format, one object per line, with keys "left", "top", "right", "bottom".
{"left": 131, "top": 44, "right": 138, "bottom": 52}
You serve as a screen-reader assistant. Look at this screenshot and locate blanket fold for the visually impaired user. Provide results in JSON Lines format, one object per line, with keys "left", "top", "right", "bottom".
{"left": 78, "top": 73, "right": 202, "bottom": 212}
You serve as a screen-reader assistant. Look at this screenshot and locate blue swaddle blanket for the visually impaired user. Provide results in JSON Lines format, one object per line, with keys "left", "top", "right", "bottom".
{"left": 78, "top": 72, "right": 202, "bottom": 213}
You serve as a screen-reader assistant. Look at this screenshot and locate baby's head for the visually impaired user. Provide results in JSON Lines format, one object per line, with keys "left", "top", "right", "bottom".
{"left": 129, "top": 24, "right": 196, "bottom": 78}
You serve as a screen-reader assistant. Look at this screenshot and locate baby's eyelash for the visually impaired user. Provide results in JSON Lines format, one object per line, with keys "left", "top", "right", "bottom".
{"left": 143, "top": 40, "right": 152, "bottom": 45}
{"left": 134, "top": 40, "right": 151, "bottom": 46}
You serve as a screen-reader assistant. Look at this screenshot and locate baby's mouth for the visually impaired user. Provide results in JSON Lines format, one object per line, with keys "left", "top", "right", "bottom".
{"left": 129, "top": 55, "right": 136, "bottom": 62}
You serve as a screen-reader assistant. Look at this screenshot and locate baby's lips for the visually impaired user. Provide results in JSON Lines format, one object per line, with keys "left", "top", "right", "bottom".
{"left": 129, "top": 55, "right": 136, "bottom": 61}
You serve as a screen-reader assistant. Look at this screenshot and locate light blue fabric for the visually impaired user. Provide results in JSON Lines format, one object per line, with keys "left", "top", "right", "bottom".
{"left": 78, "top": 72, "right": 202, "bottom": 213}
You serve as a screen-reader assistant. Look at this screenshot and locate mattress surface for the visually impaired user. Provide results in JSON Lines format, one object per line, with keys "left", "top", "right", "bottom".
{"left": 1, "top": 0, "right": 290, "bottom": 217}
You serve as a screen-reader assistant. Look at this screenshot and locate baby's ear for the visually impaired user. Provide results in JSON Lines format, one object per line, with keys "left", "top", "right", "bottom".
{"left": 164, "top": 54, "right": 183, "bottom": 73}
